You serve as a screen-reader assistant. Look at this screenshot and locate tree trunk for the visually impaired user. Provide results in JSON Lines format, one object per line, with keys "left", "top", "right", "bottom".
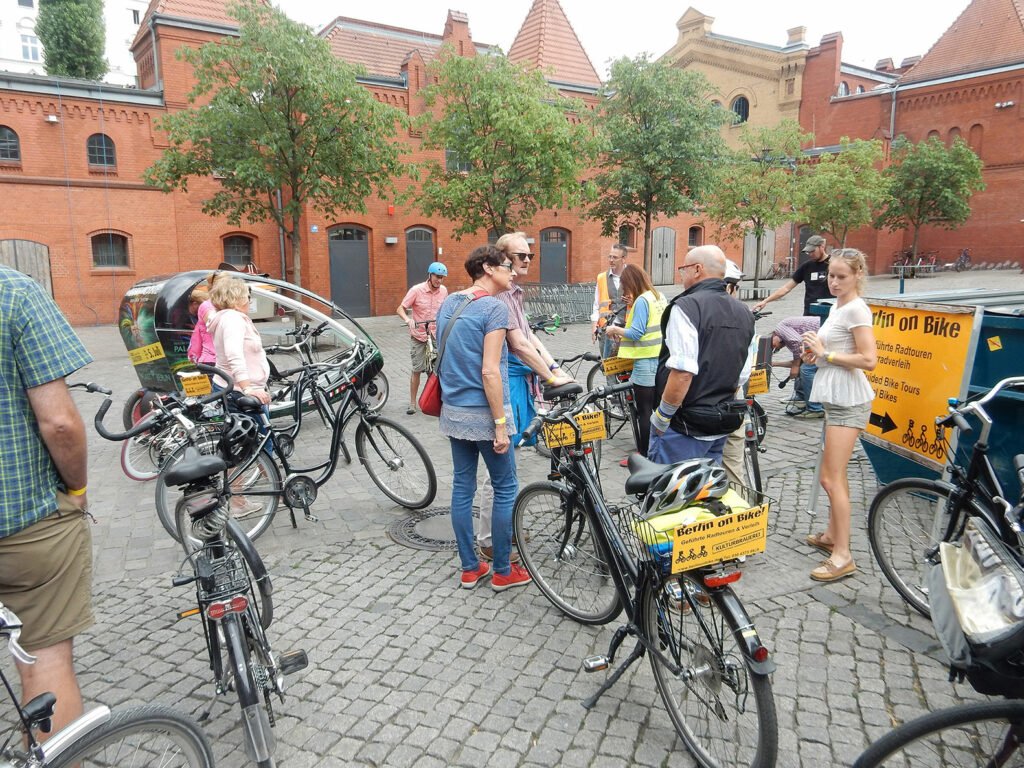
{"left": 290, "top": 214, "right": 303, "bottom": 288}
{"left": 753, "top": 229, "right": 763, "bottom": 290}
{"left": 911, "top": 226, "right": 920, "bottom": 260}
{"left": 643, "top": 212, "right": 653, "bottom": 275}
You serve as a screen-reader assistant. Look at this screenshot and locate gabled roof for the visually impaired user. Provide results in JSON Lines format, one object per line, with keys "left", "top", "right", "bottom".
{"left": 131, "top": 0, "right": 246, "bottom": 51}
{"left": 507, "top": 0, "right": 601, "bottom": 88}
{"left": 321, "top": 17, "right": 490, "bottom": 79}
{"left": 901, "top": 0, "right": 1024, "bottom": 83}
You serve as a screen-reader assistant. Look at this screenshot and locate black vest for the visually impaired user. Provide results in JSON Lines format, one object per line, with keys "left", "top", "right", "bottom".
{"left": 655, "top": 278, "right": 755, "bottom": 435}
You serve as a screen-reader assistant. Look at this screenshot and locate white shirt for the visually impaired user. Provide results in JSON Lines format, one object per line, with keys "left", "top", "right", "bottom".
{"left": 810, "top": 297, "right": 876, "bottom": 406}
{"left": 590, "top": 270, "right": 623, "bottom": 321}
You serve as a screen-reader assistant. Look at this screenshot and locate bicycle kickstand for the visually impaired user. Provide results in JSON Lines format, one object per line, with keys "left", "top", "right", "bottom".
{"left": 581, "top": 625, "right": 642, "bottom": 710}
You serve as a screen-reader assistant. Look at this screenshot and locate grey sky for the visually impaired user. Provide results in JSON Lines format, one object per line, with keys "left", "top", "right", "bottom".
{"left": 285, "top": 0, "right": 972, "bottom": 77}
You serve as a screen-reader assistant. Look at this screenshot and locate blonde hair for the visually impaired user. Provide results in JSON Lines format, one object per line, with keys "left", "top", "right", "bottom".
{"left": 494, "top": 232, "right": 527, "bottom": 254}
{"left": 189, "top": 286, "right": 209, "bottom": 304}
{"left": 829, "top": 248, "right": 868, "bottom": 294}
{"left": 209, "top": 276, "right": 249, "bottom": 310}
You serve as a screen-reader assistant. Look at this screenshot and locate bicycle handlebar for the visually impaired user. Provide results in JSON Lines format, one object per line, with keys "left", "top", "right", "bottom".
{"left": 936, "top": 375, "right": 1024, "bottom": 437}
{"left": 0, "top": 604, "right": 34, "bottom": 665}
{"left": 518, "top": 380, "right": 633, "bottom": 446}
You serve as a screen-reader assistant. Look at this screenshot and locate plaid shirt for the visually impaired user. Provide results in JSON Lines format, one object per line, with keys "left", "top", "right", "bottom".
{"left": 0, "top": 267, "right": 92, "bottom": 537}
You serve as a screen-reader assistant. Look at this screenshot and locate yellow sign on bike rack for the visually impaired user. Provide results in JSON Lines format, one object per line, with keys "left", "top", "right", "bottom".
{"left": 670, "top": 504, "right": 769, "bottom": 572}
{"left": 543, "top": 410, "right": 607, "bottom": 448}
{"left": 179, "top": 372, "right": 212, "bottom": 397}
{"left": 746, "top": 367, "right": 768, "bottom": 395}
{"left": 602, "top": 357, "right": 634, "bottom": 376}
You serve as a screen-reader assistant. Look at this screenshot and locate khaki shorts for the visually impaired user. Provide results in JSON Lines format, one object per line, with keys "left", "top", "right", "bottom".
{"left": 823, "top": 400, "right": 872, "bottom": 429}
{"left": 0, "top": 493, "right": 93, "bottom": 651}
{"left": 410, "top": 337, "right": 430, "bottom": 373}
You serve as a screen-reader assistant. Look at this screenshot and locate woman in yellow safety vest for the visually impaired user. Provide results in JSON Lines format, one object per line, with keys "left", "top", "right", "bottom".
{"left": 604, "top": 265, "right": 667, "bottom": 460}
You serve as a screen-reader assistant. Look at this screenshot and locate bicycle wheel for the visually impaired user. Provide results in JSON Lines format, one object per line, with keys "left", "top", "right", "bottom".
{"left": 852, "top": 699, "right": 1024, "bottom": 768}
{"left": 221, "top": 613, "right": 275, "bottom": 768}
{"left": 742, "top": 438, "right": 762, "bottom": 495}
{"left": 644, "top": 574, "right": 778, "bottom": 768}
{"left": 44, "top": 703, "right": 215, "bottom": 768}
{"left": 750, "top": 399, "right": 767, "bottom": 446}
{"left": 120, "top": 427, "right": 162, "bottom": 482}
{"left": 514, "top": 481, "right": 622, "bottom": 625}
{"left": 355, "top": 416, "right": 437, "bottom": 509}
{"left": 156, "top": 442, "right": 281, "bottom": 543}
{"left": 121, "top": 389, "right": 156, "bottom": 431}
{"left": 867, "top": 478, "right": 985, "bottom": 618}
{"left": 358, "top": 371, "right": 389, "bottom": 413}
{"left": 587, "top": 362, "right": 627, "bottom": 422}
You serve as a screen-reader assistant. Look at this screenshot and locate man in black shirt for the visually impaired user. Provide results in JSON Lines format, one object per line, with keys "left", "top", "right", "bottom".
{"left": 753, "top": 235, "right": 831, "bottom": 316}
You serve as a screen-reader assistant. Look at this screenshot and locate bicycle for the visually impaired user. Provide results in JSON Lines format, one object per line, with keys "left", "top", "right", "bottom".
{"left": 954, "top": 247, "right": 973, "bottom": 272}
{"left": 763, "top": 260, "right": 791, "bottom": 280}
{"left": 532, "top": 350, "right": 603, "bottom": 462}
{"left": 514, "top": 382, "right": 778, "bottom": 767}
{"left": 588, "top": 304, "right": 631, "bottom": 424}
{"left": 867, "top": 375, "right": 1024, "bottom": 617}
{"left": 0, "top": 600, "right": 215, "bottom": 768}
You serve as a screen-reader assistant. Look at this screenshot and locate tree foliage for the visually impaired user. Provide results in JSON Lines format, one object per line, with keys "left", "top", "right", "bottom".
{"left": 797, "top": 137, "right": 886, "bottom": 247}
{"left": 702, "top": 121, "right": 810, "bottom": 287}
{"left": 36, "top": 0, "right": 107, "bottom": 80}
{"left": 410, "top": 48, "right": 595, "bottom": 239}
{"left": 144, "top": 0, "right": 405, "bottom": 288}
{"left": 874, "top": 135, "right": 985, "bottom": 256}
{"left": 588, "top": 55, "right": 727, "bottom": 272}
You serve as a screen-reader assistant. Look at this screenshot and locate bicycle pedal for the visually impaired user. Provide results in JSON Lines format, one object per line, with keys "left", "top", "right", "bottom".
{"left": 582, "top": 655, "right": 609, "bottom": 673}
{"left": 302, "top": 511, "right": 319, "bottom": 523}
{"left": 279, "top": 649, "right": 309, "bottom": 676}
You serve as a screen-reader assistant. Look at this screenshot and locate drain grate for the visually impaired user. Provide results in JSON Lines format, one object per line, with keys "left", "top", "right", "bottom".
{"left": 386, "top": 506, "right": 479, "bottom": 552}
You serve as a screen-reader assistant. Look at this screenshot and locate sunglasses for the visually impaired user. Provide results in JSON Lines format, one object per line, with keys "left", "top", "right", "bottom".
{"left": 511, "top": 252, "right": 533, "bottom": 261}
{"left": 499, "top": 262, "right": 514, "bottom": 271}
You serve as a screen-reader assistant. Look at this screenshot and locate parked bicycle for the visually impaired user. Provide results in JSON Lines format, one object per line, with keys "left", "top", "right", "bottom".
{"left": 954, "top": 247, "right": 973, "bottom": 272}
{"left": 764, "top": 259, "right": 792, "bottom": 280}
{"left": 868, "top": 375, "right": 1024, "bottom": 617}
{"left": 0, "top": 601, "right": 215, "bottom": 768}
{"left": 515, "top": 381, "right": 778, "bottom": 768}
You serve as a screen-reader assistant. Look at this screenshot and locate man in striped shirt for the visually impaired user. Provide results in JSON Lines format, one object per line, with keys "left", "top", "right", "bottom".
{"left": 772, "top": 315, "right": 823, "bottom": 417}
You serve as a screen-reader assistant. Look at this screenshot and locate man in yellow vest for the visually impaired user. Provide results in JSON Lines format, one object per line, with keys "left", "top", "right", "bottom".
{"left": 603, "top": 264, "right": 667, "bottom": 461}
{"left": 590, "top": 244, "right": 628, "bottom": 356}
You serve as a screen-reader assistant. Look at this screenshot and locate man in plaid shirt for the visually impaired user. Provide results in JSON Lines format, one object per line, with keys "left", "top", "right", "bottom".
{"left": 0, "top": 266, "right": 92, "bottom": 739}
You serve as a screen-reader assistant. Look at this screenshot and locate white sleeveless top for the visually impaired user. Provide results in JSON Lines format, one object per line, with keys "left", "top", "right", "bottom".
{"left": 810, "top": 297, "right": 876, "bottom": 407}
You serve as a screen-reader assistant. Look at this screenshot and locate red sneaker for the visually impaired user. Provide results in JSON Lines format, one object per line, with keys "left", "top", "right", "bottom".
{"left": 461, "top": 563, "right": 491, "bottom": 589}
{"left": 491, "top": 564, "right": 532, "bottom": 592}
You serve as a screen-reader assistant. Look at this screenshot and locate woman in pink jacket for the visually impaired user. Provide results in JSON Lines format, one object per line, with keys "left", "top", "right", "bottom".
{"left": 207, "top": 276, "right": 271, "bottom": 406}
{"left": 186, "top": 280, "right": 217, "bottom": 364}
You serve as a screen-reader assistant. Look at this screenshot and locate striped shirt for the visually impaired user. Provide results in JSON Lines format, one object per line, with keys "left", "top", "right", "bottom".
{"left": 0, "top": 267, "right": 92, "bottom": 537}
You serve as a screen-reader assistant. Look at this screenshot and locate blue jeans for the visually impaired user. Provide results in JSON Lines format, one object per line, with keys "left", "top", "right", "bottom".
{"left": 449, "top": 438, "right": 518, "bottom": 575}
{"left": 799, "top": 363, "right": 823, "bottom": 412}
{"left": 648, "top": 428, "right": 728, "bottom": 464}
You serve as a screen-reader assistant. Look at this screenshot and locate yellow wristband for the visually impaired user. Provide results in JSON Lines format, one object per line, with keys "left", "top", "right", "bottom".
{"left": 67, "top": 486, "right": 87, "bottom": 496}
{"left": 494, "top": 417, "right": 506, "bottom": 425}
{"left": 826, "top": 351, "right": 836, "bottom": 363}
{"left": 545, "top": 376, "right": 556, "bottom": 385}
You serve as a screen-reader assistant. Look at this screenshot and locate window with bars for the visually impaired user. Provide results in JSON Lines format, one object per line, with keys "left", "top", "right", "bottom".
{"left": 617, "top": 225, "right": 634, "bottom": 248}
{"left": 87, "top": 134, "right": 116, "bottom": 166}
{"left": 0, "top": 127, "right": 20, "bottom": 162}
{"left": 445, "top": 149, "right": 471, "bottom": 173}
{"left": 223, "top": 236, "right": 253, "bottom": 267}
{"left": 731, "top": 96, "right": 749, "bottom": 124}
{"left": 92, "top": 233, "right": 129, "bottom": 268}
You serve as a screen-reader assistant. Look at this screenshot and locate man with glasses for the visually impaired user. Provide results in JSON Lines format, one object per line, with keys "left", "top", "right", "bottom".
{"left": 590, "top": 244, "right": 628, "bottom": 353}
{"left": 397, "top": 261, "right": 448, "bottom": 415}
{"left": 650, "top": 246, "right": 755, "bottom": 464}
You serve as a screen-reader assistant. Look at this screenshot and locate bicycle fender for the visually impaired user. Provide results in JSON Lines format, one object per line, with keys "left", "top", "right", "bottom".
{"left": 40, "top": 706, "right": 111, "bottom": 763}
{"left": 715, "top": 587, "right": 776, "bottom": 676}
{"left": 226, "top": 518, "right": 274, "bottom": 597}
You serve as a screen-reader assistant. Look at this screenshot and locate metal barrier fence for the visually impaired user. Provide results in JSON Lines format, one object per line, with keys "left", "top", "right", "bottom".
{"left": 520, "top": 282, "right": 596, "bottom": 324}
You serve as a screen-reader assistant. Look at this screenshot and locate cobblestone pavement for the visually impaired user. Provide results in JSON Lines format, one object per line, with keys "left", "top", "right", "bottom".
{"left": 36, "top": 269, "right": 1022, "bottom": 767}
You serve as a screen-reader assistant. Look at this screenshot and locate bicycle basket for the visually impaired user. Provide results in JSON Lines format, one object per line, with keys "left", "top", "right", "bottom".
{"left": 621, "top": 483, "right": 774, "bottom": 574}
{"left": 929, "top": 517, "right": 1024, "bottom": 698}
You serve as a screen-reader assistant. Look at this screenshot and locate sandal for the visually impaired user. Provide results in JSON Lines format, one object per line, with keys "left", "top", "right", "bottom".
{"left": 810, "top": 557, "right": 856, "bottom": 582}
{"left": 806, "top": 532, "right": 834, "bottom": 553}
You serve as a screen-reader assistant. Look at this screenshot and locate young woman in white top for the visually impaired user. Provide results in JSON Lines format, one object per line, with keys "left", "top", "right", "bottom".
{"left": 799, "top": 249, "right": 877, "bottom": 582}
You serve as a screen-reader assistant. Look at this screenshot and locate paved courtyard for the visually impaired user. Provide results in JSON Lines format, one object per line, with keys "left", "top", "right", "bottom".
{"left": 32, "top": 269, "right": 1023, "bottom": 766}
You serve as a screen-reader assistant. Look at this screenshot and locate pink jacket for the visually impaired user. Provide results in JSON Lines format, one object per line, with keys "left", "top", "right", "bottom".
{"left": 206, "top": 307, "right": 269, "bottom": 391}
{"left": 187, "top": 300, "right": 217, "bottom": 363}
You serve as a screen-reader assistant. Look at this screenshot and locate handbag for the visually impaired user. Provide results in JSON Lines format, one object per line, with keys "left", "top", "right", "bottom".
{"left": 418, "top": 291, "right": 486, "bottom": 417}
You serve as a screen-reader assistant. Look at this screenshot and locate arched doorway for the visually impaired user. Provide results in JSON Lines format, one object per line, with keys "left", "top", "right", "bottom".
{"left": 0, "top": 239, "right": 52, "bottom": 295}
{"left": 405, "top": 227, "right": 435, "bottom": 288}
{"left": 328, "top": 226, "right": 371, "bottom": 316}
{"left": 538, "top": 228, "right": 568, "bottom": 284}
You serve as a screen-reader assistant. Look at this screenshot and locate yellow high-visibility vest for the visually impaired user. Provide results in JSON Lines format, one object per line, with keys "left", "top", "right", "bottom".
{"left": 617, "top": 290, "right": 667, "bottom": 359}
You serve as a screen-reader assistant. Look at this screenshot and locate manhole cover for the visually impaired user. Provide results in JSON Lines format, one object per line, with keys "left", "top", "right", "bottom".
{"left": 386, "top": 506, "right": 478, "bottom": 551}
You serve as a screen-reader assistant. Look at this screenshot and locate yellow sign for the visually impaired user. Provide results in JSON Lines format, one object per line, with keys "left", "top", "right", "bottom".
{"left": 670, "top": 504, "right": 769, "bottom": 572}
{"left": 602, "top": 357, "right": 634, "bottom": 376}
{"left": 862, "top": 301, "right": 980, "bottom": 469}
{"left": 179, "top": 372, "right": 212, "bottom": 397}
{"left": 747, "top": 367, "right": 768, "bottom": 395}
{"left": 543, "top": 409, "right": 607, "bottom": 448}
{"left": 987, "top": 336, "right": 1003, "bottom": 352}
{"left": 128, "top": 342, "right": 165, "bottom": 365}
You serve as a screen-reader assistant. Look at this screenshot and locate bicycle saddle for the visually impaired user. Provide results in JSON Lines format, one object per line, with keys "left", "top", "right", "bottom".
{"left": 624, "top": 454, "right": 675, "bottom": 495}
{"left": 164, "top": 448, "right": 227, "bottom": 487}
{"left": 544, "top": 382, "right": 583, "bottom": 400}
{"left": 233, "top": 394, "right": 264, "bottom": 413}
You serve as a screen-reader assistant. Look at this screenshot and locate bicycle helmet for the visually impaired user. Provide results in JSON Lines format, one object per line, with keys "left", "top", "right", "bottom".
{"left": 217, "top": 414, "right": 260, "bottom": 465}
{"left": 427, "top": 262, "right": 448, "bottom": 277}
{"left": 642, "top": 458, "right": 730, "bottom": 519}
{"left": 724, "top": 259, "right": 744, "bottom": 285}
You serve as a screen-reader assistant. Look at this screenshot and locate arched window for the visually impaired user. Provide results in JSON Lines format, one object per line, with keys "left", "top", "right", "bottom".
{"left": 969, "top": 124, "right": 984, "bottom": 155}
{"left": 947, "top": 126, "right": 962, "bottom": 144}
{"left": 730, "top": 96, "right": 749, "bottom": 124}
{"left": 87, "top": 133, "right": 116, "bottom": 166}
{"left": 855, "top": 85, "right": 865, "bottom": 94}
{"left": 223, "top": 235, "right": 253, "bottom": 267}
{"left": 618, "top": 225, "right": 634, "bottom": 248}
{"left": 0, "top": 126, "right": 19, "bottom": 161}
{"left": 91, "top": 232, "right": 129, "bottom": 267}
{"left": 927, "top": 130, "right": 940, "bottom": 140}
{"left": 688, "top": 226, "right": 703, "bottom": 248}
{"left": 837, "top": 81, "right": 850, "bottom": 97}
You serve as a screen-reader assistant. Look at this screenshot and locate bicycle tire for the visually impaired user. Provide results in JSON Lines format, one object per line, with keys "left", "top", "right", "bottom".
{"left": 121, "top": 389, "right": 151, "bottom": 432}
{"left": 358, "top": 371, "right": 389, "bottom": 413}
{"left": 644, "top": 574, "right": 778, "bottom": 768}
{"left": 120, "top": 429, "right": 161, "bottom": 482}
{"left": 852, "top": 699, "right": 1024, "bottom": 768}
{"left": 156, "top": 442, "right": 281, "bottom": 543}
{"left": 43, "top": 703, "right": 215, "bottom": 768}
{"left": 221, "top": 613, "right": 275, "bottom": 768}
{"left": 355, "top": 416, "right": 437, "bottom": 509}
{"left": 514, "top": 481, "right": 622, "bottom": 625}
{"left": 743, "top": 439, "right": 763, "bottom": 495}
{"left": 867, "top": 478, "right": 990, "bottom": 618}
{"left": 750, "top": 399, "right": 767, "bottom": 446}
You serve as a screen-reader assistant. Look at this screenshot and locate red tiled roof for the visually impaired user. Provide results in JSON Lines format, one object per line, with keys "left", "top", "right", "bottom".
{"left": 901, "top": 0, "right": 1024, "bottom": 83}
{"left": 507, "top": 0, "right": 601, "bottom": 88}
{"left": 131, "top": 0, "right": 247, "bottom": 51}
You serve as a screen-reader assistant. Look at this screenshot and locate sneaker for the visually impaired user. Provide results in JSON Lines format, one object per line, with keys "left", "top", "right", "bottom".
{"left": 780, "top": 397, "right": 806, "bottom": 408}
{"left": 478, "top": 546, "right": 520, "bottom": 565}
{"left": 492, "top": 564, "right": 532, "bottom": 592}
{"left": 231, "top": 498, "right": 264, "bottom": 518}
{"left": 406, "top": 405, "right": 416, "bottom": 415}
{"left": 794, "top": 409, "right": 824, "bottom": 419}
{"left": 461, "top": 563, "right": 491, "bottom": 589}
{"left": 785, "top": 406, "right": 805, "bottom": 417}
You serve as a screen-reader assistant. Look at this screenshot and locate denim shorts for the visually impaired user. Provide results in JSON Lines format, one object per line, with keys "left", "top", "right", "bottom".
{"left": 823, "top": 400, "right": 871, "bottom": 429}
{"left": 629, "top": 357, "right": 657, "bottom": 388}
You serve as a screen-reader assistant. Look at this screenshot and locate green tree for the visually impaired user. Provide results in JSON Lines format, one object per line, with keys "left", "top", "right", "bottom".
{"left": 410, "top": 47, "right": 595, "bottom": 238}
{"left": 703, "top": 121, "right": 810, "bottom": 289}
{"left": 797, "top": 137, "right": 886, "bottom": 247}
{"left": 36, "top": 0, "right": 107, "bottom": 80}
{"left": 144, "top": 0, "right": 405, "bottom": 288}
{"left": 588, "top": 55, "right": 727, "bottom": 273}
{"left": 874, "top": 135, "right": 985, "bottom": 257}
